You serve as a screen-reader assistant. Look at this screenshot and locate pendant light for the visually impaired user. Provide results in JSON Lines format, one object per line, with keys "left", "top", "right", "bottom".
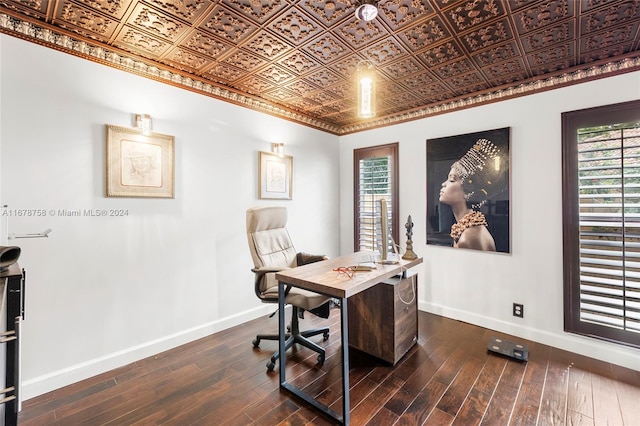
{"left": 356, "top": 60, "right": 376, "bottom": 119}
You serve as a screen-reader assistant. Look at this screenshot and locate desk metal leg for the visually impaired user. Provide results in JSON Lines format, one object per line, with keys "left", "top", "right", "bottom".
{"left": 277, "top": 282, "right": 349, "bottom": 424}
{"left": 340, "top": 296, "right": 350, "bottom": 425}
{"left": 278, "top": 282, "right": 286, "bottom": 386}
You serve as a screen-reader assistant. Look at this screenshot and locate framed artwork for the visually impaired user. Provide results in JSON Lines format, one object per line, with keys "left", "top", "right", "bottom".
{"left": 259, "top": 151, "right": 292, "bottom": 200}
{"left": 426, "top": 127, "right": 511, "bottom": 253}
{"left": 105, "top": 125, "right": 175, "bottom": 198}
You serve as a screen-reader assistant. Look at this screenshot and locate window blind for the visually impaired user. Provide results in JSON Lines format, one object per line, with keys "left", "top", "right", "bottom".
{"left": 577, "top": 125, "right": 640, "bottom": 334}
{"left": 357, "top": 156, "right": 392, "bottom": 252}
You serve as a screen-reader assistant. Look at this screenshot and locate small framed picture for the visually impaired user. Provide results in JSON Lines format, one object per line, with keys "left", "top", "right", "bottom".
{"left": 258, "top": 151, "right": 292, "bottom": 200}
{"left": 106, "top": 125, "right": 175, "bottom": 198}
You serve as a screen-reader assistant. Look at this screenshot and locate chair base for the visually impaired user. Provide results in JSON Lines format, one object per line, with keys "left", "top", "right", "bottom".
{"left": 253, "top": 306, "right": 329, "bottom": 371}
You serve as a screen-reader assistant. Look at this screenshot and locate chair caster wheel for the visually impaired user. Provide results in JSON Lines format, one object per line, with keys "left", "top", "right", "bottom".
{"left": 323, "top": 331, "right": 329, "bottom": 341}
{"left": 266, "top": 361, "right": 275, "bottom": 371}
{"left": 252, "top": 338, "right": 260, "bottom": 348}
{"left": 317, "top": 354, "right": 325, "bottom": 365}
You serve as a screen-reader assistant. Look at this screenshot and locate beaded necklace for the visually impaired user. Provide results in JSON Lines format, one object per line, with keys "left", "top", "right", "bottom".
{"left": 450, "top": 211, "right": 488, "bottom": 243}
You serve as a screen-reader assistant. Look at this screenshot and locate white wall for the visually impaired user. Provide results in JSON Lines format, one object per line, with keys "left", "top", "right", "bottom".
{"left": 339, "top": 71, "right": 640, "bottom": 372}
{"left": 0, "top": 35, "right": 340, "bottom": 399}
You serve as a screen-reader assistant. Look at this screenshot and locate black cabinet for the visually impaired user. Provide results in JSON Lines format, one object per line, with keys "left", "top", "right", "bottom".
{"left": 1, "top": 264, "right": 24, "bottom": 426}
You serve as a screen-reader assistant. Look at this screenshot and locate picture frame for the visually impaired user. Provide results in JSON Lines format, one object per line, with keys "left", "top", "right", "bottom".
{"left": 258, "top": 151, "right": 292, "bottom": 200}
{"left": 105, "top": 124, "right": 175, "bottom": 198}
{"left": 426, "top": 127, "right": 511, "bottom": 253}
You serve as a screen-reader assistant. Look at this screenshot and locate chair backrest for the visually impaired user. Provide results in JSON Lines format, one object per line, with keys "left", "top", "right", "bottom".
{"left": 246, "top": 206, "right": 297, "bottom": 270}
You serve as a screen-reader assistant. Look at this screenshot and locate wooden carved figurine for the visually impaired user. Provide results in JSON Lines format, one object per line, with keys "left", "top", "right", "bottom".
{"left": 402, "top": 215, "right": 418, "bottom": 260}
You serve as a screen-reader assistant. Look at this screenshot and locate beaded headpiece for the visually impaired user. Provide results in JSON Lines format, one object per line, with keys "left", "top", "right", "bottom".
{"left": 451, "top": 138, "right": 506, "bottom": 209}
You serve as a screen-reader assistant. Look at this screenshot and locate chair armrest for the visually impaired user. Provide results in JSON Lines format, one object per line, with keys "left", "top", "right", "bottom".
{"left": 252, "top": 266, "right": 292, "bottom": 300}
{"left": 296, "top": 252, "right": 328, "bottom": 266}
{"left": 251, "top": 266, "right": 288, "bottom": 274}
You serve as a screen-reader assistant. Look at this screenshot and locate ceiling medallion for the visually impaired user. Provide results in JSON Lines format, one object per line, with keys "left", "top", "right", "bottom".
{"left": 354, "top": 0, "right": 378, "bottom": 22}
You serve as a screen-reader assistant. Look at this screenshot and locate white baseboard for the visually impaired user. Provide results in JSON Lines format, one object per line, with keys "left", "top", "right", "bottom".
{"left": 418, "top": 300, "right": 640, "bottom": 372}
{"left": 21, "top": 305, "right": 272, "bottom": 401}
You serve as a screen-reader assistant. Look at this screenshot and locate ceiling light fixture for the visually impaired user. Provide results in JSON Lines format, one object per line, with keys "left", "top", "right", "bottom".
{"left": 356, "top": 60, "right": 376, "bottom": 119}
{"left": 354, "top": 0, "right": 378, "bottom": 21}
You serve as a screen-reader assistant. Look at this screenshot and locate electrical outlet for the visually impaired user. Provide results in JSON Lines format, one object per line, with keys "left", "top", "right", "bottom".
{"left": 513, "top": 303, "right": 524, "bottom": 318}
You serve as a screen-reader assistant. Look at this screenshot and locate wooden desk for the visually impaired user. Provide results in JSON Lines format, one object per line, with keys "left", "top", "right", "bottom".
{"left": 276, "top": 252, "right": 423, "bottom": 425}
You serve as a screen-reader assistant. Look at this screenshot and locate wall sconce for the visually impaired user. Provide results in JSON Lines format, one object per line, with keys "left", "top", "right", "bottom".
{"left": 357, "top": 61, "right": 376, "bottom": 119}
{"left": 355, "top": 0, "right": 378, "bottom": 21}
{"left": 272, "top": 142, "right": 285, "bottom": 157}
{"left": 135, "top": 114, "right": 152, "bottom": 135}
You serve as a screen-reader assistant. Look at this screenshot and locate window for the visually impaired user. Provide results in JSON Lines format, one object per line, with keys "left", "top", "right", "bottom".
{"left": 562, "top": 100, "right": 640, "bottom": 349}
{"left": 354, "top": 143, "right": 399, "bottom": 253}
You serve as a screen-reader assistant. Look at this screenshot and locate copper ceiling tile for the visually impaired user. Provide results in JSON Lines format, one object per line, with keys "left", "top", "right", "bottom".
{"left": 243, "top": 29, "right": 292, "bottom": 60}
{"left": 222, "top": 0, "right": 288, "bottom": 25}
{"left": 204, "top": 61, "right": 250, "bottom": 83}
{"left": 302, "top": 30, "right": 351, "bottom": 64}
{"left": 378, "top": 0, "right": 436, "bottom": 30}
{"left": 334, "top": 14, "right": 388, "bottom": 48}
{"left": 144, "top": 0, "right": 213, "bottom": 23}
{"left": 298, "top": 0, "right": 354, "bottom": 27}
{"left": 277, "top": 50, "right": 322, "bottom": 76}
{"left": 199, "top": 3, "right": 257, "bottom": 43}
{"left": 268, "top": 6, "right": 323, "bottom": 46}
{"left": 181, "top": 29, "right": 234, "bottom": 60}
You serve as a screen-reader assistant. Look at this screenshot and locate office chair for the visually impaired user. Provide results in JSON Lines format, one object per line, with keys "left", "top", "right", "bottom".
{"left": 246, "top": 206, "right": 330, "bottom": 371}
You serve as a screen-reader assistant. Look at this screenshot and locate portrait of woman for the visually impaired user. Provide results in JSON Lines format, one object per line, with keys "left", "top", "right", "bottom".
{"left": 427, "top": 128, "right": 510, "bottom": 253}
{"left": 439, "top": 139, "right": 501, "bottom": 251}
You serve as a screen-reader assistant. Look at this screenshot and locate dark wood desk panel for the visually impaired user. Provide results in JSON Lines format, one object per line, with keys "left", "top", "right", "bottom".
{"left": 348, "top": 272, "right": 418, "bottom": 365}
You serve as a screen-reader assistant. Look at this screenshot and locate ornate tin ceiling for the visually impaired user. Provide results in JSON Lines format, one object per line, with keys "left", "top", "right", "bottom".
{"left": 1, "top": 0, "right": 639, "bottom": 134}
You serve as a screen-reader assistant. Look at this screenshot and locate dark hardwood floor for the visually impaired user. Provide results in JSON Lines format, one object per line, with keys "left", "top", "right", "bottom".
{"left": 19, "top": 308, "right": 640, "bottom": 425}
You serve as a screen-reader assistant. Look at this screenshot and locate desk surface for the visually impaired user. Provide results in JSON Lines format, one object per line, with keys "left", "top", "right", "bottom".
{"left": 276, "top": 251, "right": 423, "bottom": 298}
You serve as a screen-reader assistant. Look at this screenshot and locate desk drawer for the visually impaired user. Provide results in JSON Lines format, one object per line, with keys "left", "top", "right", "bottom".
{"left": 394, "top": 274, "right": 418, "bottom": 362}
